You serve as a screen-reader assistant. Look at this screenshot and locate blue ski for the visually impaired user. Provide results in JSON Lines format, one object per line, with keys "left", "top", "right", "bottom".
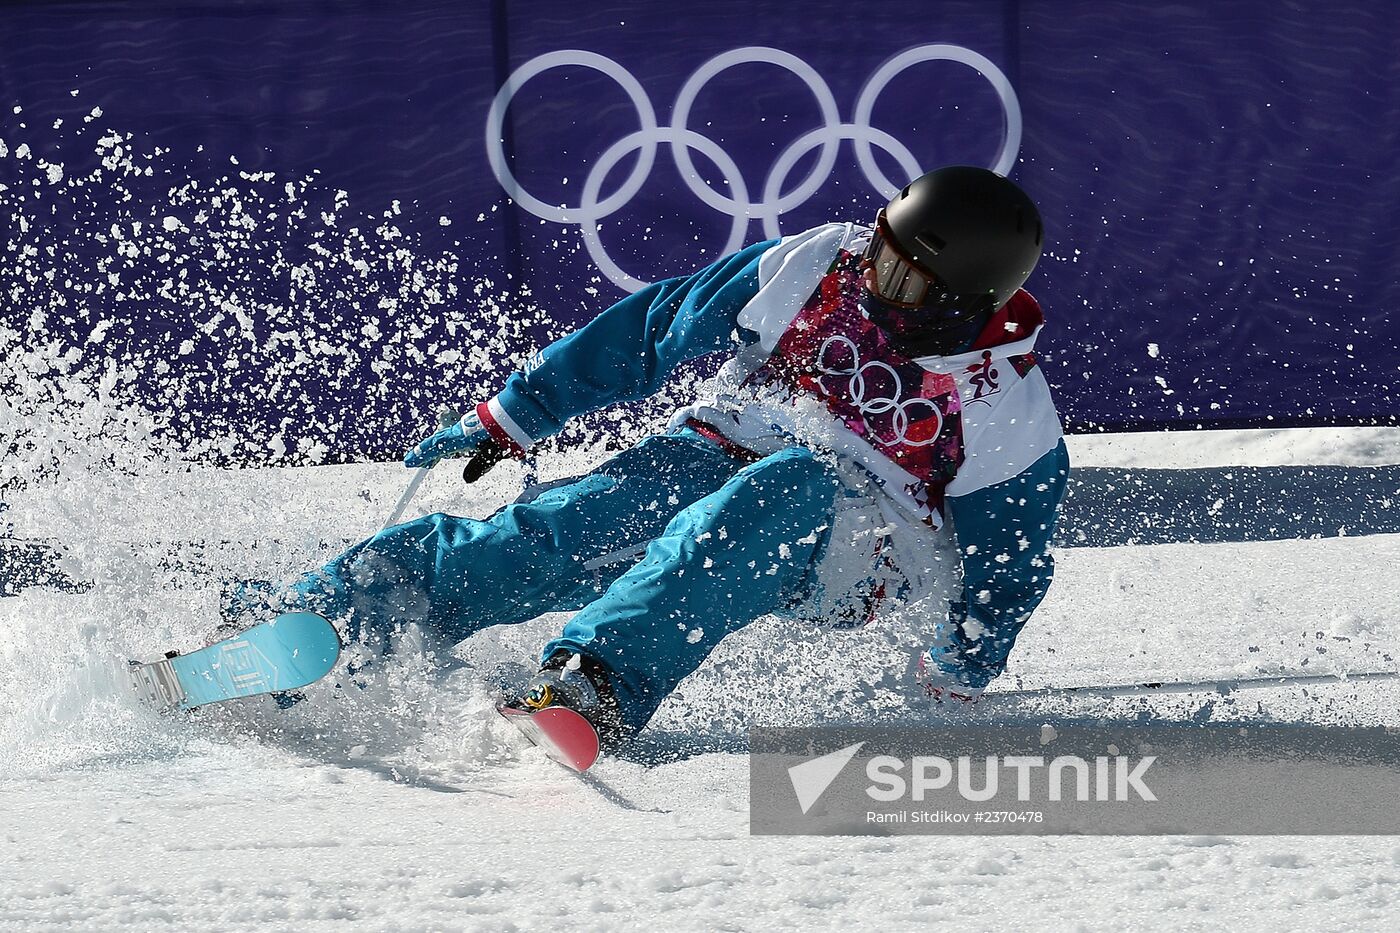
{"left": 127, "top": 611, "right": 341, "bottom": 710}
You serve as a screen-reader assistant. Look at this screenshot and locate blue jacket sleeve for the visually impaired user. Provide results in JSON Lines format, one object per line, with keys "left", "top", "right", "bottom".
{"left": 925, "top": 439, "right": 1071, "bottom": 690}
{"left": 484, "top": 239, "right": 778, "bottom": 447}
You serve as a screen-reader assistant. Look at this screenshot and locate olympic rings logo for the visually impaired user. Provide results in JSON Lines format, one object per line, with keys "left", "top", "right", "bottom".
{"left": 815, "top": 336, "right": 944, "bottom": 448}
{"left": 485, "top": 45, "right": 1021, "bottom": 292}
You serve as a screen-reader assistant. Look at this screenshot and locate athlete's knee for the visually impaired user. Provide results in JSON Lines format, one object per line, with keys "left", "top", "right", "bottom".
{"left": 386, "top": 510, "right": 511, "bottom": 556}
{"left": 756, "top": 445, "right": 835, "bottom": 478}
{"left": 661, "top": 448, "right": 837, "bottom": 553}
{"left": 739, "top": 446, "right": 841, "bottom": 505}
{"left": 490, "top": 473, "right": 618, "bottom": 545}
{"left": 378, "top": 511, "right": 452, "bottom": 546}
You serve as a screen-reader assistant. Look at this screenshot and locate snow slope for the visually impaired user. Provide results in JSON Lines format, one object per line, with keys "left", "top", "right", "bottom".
{"left": 3, "top": 428, "right": 1400, "bottom": 931}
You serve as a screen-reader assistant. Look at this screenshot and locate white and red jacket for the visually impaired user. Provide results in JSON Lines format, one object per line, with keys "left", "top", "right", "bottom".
{"left": 478, "top": 223, "right": 1070, "bottom": 690}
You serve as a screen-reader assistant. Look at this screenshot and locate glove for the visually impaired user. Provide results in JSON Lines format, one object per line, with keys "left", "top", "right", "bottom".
{"left": 461, "top": 438, "right": 511, "bottom": 484}
{"left": 916, "top": 650, "right": 984, "bottom": 705}
{"left": 404, "top": 410, "right": 489, "bottom": 469}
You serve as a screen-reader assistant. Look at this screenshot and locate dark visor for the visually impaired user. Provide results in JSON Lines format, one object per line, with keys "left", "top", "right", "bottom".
{"left": 861, "top": 210, "right": 937, "bottom": 308}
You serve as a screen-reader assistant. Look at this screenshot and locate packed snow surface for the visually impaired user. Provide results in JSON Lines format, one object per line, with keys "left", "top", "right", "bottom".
{"left": 2, "top": 428, "right": 1400, "bottom": 931}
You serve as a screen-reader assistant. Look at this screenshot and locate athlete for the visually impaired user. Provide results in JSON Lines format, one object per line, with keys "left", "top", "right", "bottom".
{"left": 268, "top": 166, "right": 1069, "bottom": 749}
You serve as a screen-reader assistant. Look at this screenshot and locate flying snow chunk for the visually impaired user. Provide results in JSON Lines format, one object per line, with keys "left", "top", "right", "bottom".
{"left": 1148, "top": 343, "right": 1160, "bottom": 358}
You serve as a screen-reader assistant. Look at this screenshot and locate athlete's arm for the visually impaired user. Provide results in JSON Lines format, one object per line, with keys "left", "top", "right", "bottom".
{"left": 474, "top": 239, "right": 778, "bottom": 453}
{"left": 925, "top": 439, "right": 1070, "bottom": 691}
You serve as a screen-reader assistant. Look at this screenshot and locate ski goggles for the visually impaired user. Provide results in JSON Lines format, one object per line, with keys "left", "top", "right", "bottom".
{"left": 860, "top": 209, "right": 939, "bottom": 308}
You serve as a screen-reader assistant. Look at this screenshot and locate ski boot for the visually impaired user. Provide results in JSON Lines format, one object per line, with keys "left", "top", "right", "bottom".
{"left": 497, "top": 653, "right": 624, "bottom": 771}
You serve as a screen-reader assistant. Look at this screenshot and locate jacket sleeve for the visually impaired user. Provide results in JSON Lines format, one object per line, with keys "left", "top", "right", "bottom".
{"left": 924, "top": 438, "right": 1070, "bottom": 690}
{"left": 475, "top": 239, "right": 778, "bottom": 453}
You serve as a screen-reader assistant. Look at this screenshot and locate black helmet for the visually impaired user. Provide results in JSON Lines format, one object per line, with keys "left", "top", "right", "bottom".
{"left": 861, "top": 166, "right": 1043, "bottom": 355}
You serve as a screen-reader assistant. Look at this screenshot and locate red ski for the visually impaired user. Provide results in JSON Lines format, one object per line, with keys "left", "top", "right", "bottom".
{"left": 497, "top": 705, "right": 601, "bottom": 772}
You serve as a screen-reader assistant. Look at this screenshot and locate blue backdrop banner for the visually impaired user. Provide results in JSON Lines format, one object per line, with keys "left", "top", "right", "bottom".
{"left": 2, "top": 1, "right": 1396, "bottom": 465}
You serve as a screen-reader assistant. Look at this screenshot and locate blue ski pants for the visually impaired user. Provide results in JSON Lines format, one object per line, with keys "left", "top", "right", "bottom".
{"left": 285, "top": 429, "right": 842, "bottom": 733}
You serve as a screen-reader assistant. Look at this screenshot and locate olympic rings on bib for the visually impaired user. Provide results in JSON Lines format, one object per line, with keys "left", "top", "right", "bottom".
{"left": 815, "top": 336, "right": 944, "bottom": 448}
{"left": 485, "top": 45, "right": 1022, "bottom": 292}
